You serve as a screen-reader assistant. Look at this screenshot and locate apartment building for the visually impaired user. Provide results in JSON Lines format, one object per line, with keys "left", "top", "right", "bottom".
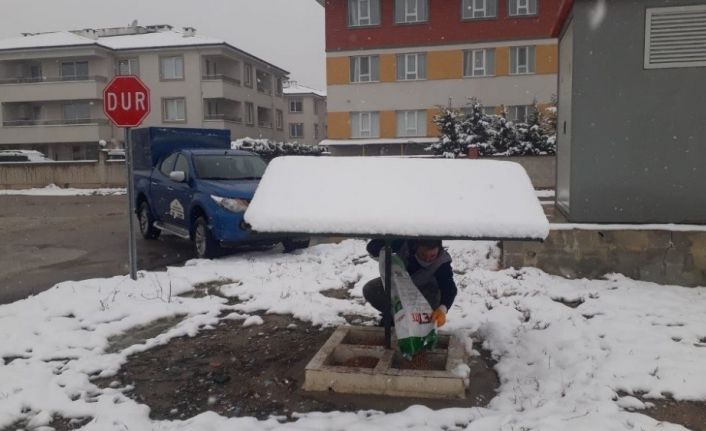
{"left": 318, "top": 0, "right": 560, "bottom": 156}
{"left": 0, "top": 24, "right": 289, "bottom": 160}
{"left": 283, "top": 81, "right": 327, "bottom": 145}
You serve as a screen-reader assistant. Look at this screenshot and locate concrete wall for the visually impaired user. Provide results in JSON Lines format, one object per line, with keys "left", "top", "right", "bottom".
{"left": 563, "top": 0, "right": 706, "bottom": 223}
{"left": 0, "top": 155, "right": 126, "bottom": 189}
{"left": 503, "top": 228, "right": 706, "bottom": 287}
{"left": 504, "top": 155, "right": 555, "bottom": 189}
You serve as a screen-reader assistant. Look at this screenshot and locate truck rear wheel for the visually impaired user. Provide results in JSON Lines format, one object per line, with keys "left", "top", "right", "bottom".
{"left": 194, "top": 216, "right": 220, "bottom": 259}
{"left": 282, "top": 239, "right": 310, "bottom": 253}
{"left": 138, "top": 201, "right": 161, "bottom": 240}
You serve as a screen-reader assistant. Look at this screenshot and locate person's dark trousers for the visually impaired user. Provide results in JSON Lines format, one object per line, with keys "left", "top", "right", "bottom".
{"left": 362, "top": 277, "right": 441, "bottom": 315}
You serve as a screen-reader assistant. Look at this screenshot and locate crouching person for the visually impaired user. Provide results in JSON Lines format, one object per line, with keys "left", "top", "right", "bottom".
{"left": 362, "top": 239, "right": 457, "bottom": 328}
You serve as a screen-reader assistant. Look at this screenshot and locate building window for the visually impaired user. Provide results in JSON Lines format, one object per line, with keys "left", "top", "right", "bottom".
{"left": 351, "top": 112, "right": 380, "bottom": 138}
{"left": 314, "top": 124, "right": 320, "bottom": 139}
{"left": 276, "top": 78, "right": 284, "bottom": 96}
{"left": 510, "top": 46, "right": 535, "bottom": 74}
{"left": 483, "top": 106, "right": 496, "bottom": 116}
{"left": 245, "top": 102, "right": 255, "bottom": 125}
{"left": 509, "top": 0, "right": 537, "bottom": 16}
{"left": 462, "top": 0, "right": 497, "bottom": 19}
{"left": 396, "top": 53, "right": 427, "bottom": 80}
{"left": 290, "top": 123, "right": 304, "bottom": 138}
{"left": 350, "top": 55, "right": 380, "bottom": 83}
{"left": 61, "top": 61, "right": 89, "bottom": 81}
{"left": 257, "top": 107, "right": 273, "bottom": 128}
{"left": 464, "top": 49, "right": 496, "bottom": 77}
{"left": 117, "top": 58, "right": 139, "bottom": 76}
{"left": 348, "top": 0, "right": 381, "bottom": 27}
{"left": 395, "top": 0, "right": 428, "bottom": 23}
{"left": 396, "top": 110, "right": 427, "bottom": 137}
{"left": 160, "top": 56, "right": 184, "bottom": 80}
{"left": 62, "top": 102, "right": 91, "bottom": 123}
{"left": 256, "top": 70, "right": 272, "bottom": 94}
{"left": 163, "top": 98, "right": 186, "bottom": 122}
{"left": 244, "top": 63, "right": 253, "bottom": 88}
{"left": 508, "top": 105, "right": 531, "bottom": 123}
{"left": 289, "top": 98, "right": 303, "bottom": 113}
{"left": 276, "top": 109, "right": 284, "bottom": 130}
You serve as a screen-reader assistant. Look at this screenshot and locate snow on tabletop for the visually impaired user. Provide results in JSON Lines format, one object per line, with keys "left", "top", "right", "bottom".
{"left": 0, "top": 240, "right": 704, "bottom": 430}
{"left": 245, "top": 157, "right": 549, "bottom": 240}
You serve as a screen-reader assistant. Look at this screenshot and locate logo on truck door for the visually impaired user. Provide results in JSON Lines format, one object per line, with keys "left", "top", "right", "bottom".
{"left": 169, "top": 199, "right": 185, "bottom": 220}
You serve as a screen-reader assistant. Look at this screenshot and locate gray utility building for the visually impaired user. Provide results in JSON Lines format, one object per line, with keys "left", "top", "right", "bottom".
{"left": 553, "top": 0, "right": 706, "bottom": 223}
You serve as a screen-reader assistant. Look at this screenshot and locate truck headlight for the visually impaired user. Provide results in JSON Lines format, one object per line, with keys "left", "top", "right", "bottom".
{"left": 211, "top": 195, "right": 249, "bottom": 213}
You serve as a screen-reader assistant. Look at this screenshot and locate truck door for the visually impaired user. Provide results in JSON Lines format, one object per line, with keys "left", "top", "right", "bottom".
{"left": 163, "top": 154, "right": 193, "bottom": 229}
{"left": 152, "top": 153, "right": 178, "bottom": 222}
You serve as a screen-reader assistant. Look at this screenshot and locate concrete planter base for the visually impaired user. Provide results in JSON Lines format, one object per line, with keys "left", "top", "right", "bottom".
{"left": 303, "top": 326, "right": 468, "bottom": 399}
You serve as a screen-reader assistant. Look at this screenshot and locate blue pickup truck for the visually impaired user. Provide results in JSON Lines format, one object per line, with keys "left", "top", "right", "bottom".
{"left": 132, "top": 127, "right": 308, "bottom": 258}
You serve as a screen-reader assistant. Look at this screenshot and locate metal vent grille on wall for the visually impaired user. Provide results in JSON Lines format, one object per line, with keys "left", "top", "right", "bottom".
{"left": 645, "top": 5, "right": 706, "bottom": 69}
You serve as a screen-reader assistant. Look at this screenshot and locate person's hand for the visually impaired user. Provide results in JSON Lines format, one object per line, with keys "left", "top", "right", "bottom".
{"left": 431, "top": 306, "right": 447, "bottom": 328}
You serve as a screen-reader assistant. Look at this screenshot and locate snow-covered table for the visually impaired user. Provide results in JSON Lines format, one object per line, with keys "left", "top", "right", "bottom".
{"left": 244, "top": 156, "right": 549, "bottom": 347}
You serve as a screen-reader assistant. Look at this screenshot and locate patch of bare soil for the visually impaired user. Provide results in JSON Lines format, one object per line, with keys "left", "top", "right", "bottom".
{"left": 644, "top": 399, "right": 706, "bottom": 431}
{"left": 94, "top": 314, "right": 499, "bottom": 421}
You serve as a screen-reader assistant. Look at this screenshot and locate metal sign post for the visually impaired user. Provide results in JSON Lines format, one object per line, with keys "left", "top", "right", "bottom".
{"left": 102, "top": 75, "right": 150, "bottom": 281}
{"left": 125, "top": 128, "right": 137, "bottom": 280}
{"left": 384, "top": 240, "right": 393, "bottom": 349}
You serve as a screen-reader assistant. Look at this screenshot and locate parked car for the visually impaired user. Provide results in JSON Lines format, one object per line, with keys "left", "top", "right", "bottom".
{"left": 132, "top": 127, "right": 309, "bottom": 258}
{"left": 0, "top": 150, "right": 52, "bottom": 162}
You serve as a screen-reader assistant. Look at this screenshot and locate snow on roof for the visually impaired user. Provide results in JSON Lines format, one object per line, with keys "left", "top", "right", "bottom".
{"left": 98, "top": 30, "right": 225, "bottom": 50}
{"left": 245, "top": 157, "right": 549, "bottom": 240}
{"left": 321, "top": 138, "right": 438, "bottom": 146}
{"left": 283, "top": 82, "right": 326, "bottom": 97}
{"left": 0, "top": 31, "right": 95, "bottom": 50}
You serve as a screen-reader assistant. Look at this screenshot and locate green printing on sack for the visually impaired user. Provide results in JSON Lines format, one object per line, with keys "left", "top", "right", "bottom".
{"left": 398, "top": 330, "right": 438, "bottom": 358}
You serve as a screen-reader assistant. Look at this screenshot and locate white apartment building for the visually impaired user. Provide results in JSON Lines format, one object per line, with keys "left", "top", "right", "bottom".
{"left": 0, "top": 24, "right": 289, "bottom": 160}
{"left": 283, "top": 81, "right": 327, "bottom": 145}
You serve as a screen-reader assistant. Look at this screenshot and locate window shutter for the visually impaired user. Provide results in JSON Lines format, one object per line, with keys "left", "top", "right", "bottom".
{"left": 645, "top": 5, "right": 706, "bottom": 69}
{"left": 371, "top": 56, "right": 380, "bottom": 81}
{"left": 487, "top": 49, "right": 496, "bottom": 75}
{"left": 510, "top": 47, "right": 517, "bottom": 74}
{"left": 395, "top": 0, "right": 405, "bottom": 22}
{"left": 418, "top": 54, "right": 427, "bottom": 79}
{"left": 397, "top": 55, "right": 405, "bottom": 80}
{"left": 528, "top": 46, "right": 536, "bottom": 73}
{"left": 371, "top": 0, "right": 381, "bottom": 25}
{"left": 350, "top": 57, "right": 357, "bottom": 82}
{"left": 509, "top": 0, "right": 517, "bottom": 16}
{"left": 488, "top": 0, "right": 497, "bottom": 17}
{"left": 419, "top": 0, "right": 429, "bottom": 21}
{"left": 348, "top": 0, "right": 358, "bottom": 25}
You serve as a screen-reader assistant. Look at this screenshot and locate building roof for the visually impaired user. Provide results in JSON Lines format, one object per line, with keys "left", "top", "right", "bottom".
{"left": 0, "top": 31, "right": 94, "bottom": 50}
{"left": 552, "top": 0, "right": 576, "bottom": 37}
{"left": 0, "top": 27, "right": 288, "bottom": 75}
{"left": 283, "top": 81, "right": 326, "bottom": 97}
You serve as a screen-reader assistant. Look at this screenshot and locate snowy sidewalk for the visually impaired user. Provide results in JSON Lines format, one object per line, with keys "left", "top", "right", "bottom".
{"left": 0, "top": 240, "right": 704, "bottom": 430}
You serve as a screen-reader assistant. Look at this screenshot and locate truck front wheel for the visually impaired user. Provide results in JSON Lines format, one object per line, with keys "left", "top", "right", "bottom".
{"left": 194, "top": 216, "right": 220, "bottom": 259}
{"left": 138, "top": 201, "right": 161, "bottom": 240}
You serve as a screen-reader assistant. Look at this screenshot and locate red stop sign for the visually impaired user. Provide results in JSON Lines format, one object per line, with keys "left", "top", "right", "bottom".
{"left": 103, "top": 76, "right": 151, "bottom": 127}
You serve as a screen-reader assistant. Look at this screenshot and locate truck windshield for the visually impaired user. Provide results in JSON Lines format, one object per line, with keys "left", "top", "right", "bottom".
{"left": 193, "top": 155, "right": 267, "bottom": 180}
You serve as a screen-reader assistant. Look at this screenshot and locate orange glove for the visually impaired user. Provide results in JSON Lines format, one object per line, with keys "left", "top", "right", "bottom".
{"left": 431, "top": 306, "right": 447, "bottom": 328}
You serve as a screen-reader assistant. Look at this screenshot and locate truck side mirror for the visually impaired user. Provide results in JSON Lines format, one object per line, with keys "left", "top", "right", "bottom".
{"left": 169, "top": 171, "right": 186, "bottom": 182}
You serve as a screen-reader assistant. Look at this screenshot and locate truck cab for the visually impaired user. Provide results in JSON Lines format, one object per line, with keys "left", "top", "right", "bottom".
{"left": 132, "top": 127, "right": 308, "bottom": 258}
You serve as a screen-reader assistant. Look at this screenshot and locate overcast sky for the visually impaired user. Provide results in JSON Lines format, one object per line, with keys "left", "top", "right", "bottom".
{"left": 0, "top": 0, "right": 326, "bottom": 89}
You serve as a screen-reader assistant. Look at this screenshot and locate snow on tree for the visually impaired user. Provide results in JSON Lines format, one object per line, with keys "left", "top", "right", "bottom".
{"left": 427, "top": 99, "right": 557, "bottom": 158}
{"left": 232, "top": 138, "right": 326, "bottom": 161}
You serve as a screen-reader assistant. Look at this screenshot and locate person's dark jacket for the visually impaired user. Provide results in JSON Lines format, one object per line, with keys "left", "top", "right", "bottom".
{"left": 366, "top": 239, "right": 457, "bottom": 310}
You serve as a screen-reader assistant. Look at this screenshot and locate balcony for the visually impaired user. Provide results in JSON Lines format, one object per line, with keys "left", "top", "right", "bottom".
{"left": 201, "top": 75, "right": 245, "bottom": 100}
{"left": 0, "top": 119, "right": 112, "bottom": 145}
{"left": 0, "top": 76, "right": 108, "bottom": 103}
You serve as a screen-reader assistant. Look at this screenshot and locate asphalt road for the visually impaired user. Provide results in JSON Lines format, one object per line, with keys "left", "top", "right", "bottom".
{"left": 0, "top": 194, "right": 325, "bottom": 305}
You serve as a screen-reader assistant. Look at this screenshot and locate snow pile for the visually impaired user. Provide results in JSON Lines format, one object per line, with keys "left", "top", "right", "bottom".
{"left": 0, "top": 184, "right": 126, "bottom": 196}
{"left": 0, "top": 240, "right": 704, "bottom": 430}
{"left": 246, "top": 157, "right": 549, "bottom": 240}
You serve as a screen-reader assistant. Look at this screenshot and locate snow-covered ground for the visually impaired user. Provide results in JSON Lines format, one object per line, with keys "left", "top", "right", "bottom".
{"left": 0, "top": 184, "right": 126, "bottom": 196}
{"left": 1, "top": 240, "right": 704, "bottom": 430}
